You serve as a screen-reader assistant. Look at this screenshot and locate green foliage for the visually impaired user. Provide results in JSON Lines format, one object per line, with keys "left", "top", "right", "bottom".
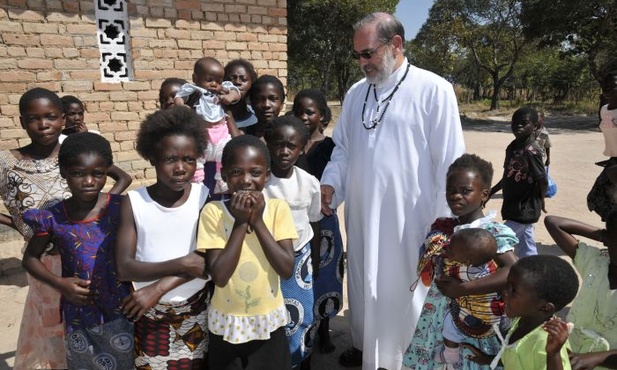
{"left": 287, "top": 0, "right": 399, "bottom": 101}
{"left": 520, "top": 0, "right": 617, "bottom": 81}
{"left": 408, "top": 0, "right": 528, "bottom": 110}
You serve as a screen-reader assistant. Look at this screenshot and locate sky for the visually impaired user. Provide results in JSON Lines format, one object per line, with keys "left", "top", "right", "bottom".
{"left": 394, "top": 0, "right": 434, "bottom": 40}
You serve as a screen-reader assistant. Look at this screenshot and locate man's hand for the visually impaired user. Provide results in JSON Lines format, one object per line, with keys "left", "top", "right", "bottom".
{"left": 321, "top": 185, "right": 334, "bottom": 216}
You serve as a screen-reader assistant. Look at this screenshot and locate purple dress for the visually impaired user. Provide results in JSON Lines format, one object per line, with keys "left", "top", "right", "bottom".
{"left": 24, "top": 194, "right": 131, "bottom": 332}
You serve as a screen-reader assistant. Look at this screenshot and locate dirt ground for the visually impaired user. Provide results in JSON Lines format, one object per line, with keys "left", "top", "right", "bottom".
{"left": 0, "top": 113, "right": 607, "bottom": 369}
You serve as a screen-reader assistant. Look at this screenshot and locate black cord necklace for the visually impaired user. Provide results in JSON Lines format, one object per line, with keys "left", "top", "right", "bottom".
{"left": 361, "top": 61, "right": 411, "bottom": 130}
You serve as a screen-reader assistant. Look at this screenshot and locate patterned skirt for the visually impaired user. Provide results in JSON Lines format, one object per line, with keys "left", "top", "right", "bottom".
{"left": 134, "top": 287, "right": 211, "bottom": 370}
{"left": 282, "top": 242, "right": 317, "bottom": 366}
{"left": 14, "top": 253, "right": 67, "bottom": 370}
{"left": 66, "top": 317, "right": 134, "bottom": 370}
{"left": 313, "top": 213, "right": 344, "bottom": 320}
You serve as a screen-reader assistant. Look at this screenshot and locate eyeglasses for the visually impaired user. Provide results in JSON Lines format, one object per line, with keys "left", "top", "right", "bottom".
{"left": 352, "top": 41, "right": 390, "bottom": 60}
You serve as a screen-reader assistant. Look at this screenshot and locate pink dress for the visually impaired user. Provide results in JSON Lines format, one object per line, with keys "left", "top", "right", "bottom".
{"left": 0, "top": 150, "right": 71, "bottom": 369}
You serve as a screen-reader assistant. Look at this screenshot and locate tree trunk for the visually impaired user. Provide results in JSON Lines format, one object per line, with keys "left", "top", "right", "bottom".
{"left": 489, "top": 73, "right": 500, "bottom": 110}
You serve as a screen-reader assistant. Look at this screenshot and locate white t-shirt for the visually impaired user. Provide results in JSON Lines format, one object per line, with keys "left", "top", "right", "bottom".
{"left": 600, "top": 104, "right": 617, "bottom": 157}
{"left": 264, "top": 166, "right": 322, "bottom": 251}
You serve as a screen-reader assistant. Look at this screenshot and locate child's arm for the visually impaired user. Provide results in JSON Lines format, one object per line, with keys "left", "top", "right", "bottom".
{"left": 460, "top": 343, "right": 496, "bottom": 366}
{"left": 224, "top": 108, "right": 243, "bottom": 138}
{"left": 570, "top": 350, "right": 617, "bottom": 369}
{"left": 310, "top": 221, "right": 321, "bottom": 278}
{"left": 489, "top": 179, "right": 503, "bottom": 199}
{"left": 205, "top": 191, "right": 251, "bottom": 286}
{"left": 544, "top": 317, "right": 569, "bottom": 370}
{"left": 107, "top": 165, "right": 132, "bottom": 195}
{"left": 538, "top": 176, "right": 548, "bottom": 213}
{"left": 0, "top": 213, "right": 17, "bottom": 230}
{"left": 219, "top": 83, "right": 241, "bottom": 106}
{"left": 436, "top": 250, "right": 517, "bottom": 297}
{"left": 22, "top": 234, "right": 91, "bottom": 305}
{"left": 545, "top": 147, "right": 551, "bottom": 167}
{"left": 249, "top": 191, "right": 295, "bottom": 279}
{"left": 120, "top": 276, "right": 190, "bottom": 321}
{"left": 544, "top": 215, "right": 603, "bottom": 259}
{"left": 115, "top": 196, "right": 206, "bottom": 282}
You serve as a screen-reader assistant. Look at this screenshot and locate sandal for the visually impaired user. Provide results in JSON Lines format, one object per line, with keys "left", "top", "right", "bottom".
{"left": 339, "top": 347, "right": 363, "bottom": 367}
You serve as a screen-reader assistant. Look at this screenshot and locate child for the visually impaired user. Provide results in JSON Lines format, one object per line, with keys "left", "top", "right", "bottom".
{"left": 59, "top": 95, "right": 132, "bottom": 191}
{"left": 175, "top": 57, "right": 242, "bottom": 199}
{"left": 292, "top": 89, "right": 344, "bottom": 354}
{"left": 463, "top": 255, "right": 578, "bottom": 369}
{"left": 533, "top": 110, "right": 551, "bottom": 167}
{"left": 60, "top": 95, "right": 92, "bottom": 136}
{"left": 403, "top": 153, "right": 518, "bottom": 370}
{"left": 225, "top": 59, "right": 258, "bottom": 129}
{"left": 544, "top": 212, "right": 617, "bottom": 370}
{"left": 197, "top": 135, "right": 296, "bottom": 369}
{"left": 115, "top": 106, "right": 212, "bottom": 369}
{"left": 1, "top": 87, "right": 72, "bottom": 369}
{"left": 246, "top": 75, "right": 286, "bottom": 140}
{"left": 588, "top": 70, "right": 617, "bottom": 221}
{"left": 22, "top": 132, "right": 133, "bottom": 369}
{"left": 263, "top": 116, "right": 322, "bottom": 368}
{"left": 438, "top": 228, "right": 506, "bottom": 366}
{"left": 158, "top": 77, "right": 188, "bottom": 110}
{"left": 490, "top": 106, "right": 547, "bottom": 258}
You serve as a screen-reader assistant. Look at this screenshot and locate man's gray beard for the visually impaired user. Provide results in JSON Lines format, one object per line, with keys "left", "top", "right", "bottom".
{"left": 366, "top": 49, "right": 396, "bottom": 85}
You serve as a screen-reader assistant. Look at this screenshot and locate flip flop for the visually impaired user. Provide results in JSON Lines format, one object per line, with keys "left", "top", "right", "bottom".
{"left": 338, "top": 347, "right": 363, "bottom": 367}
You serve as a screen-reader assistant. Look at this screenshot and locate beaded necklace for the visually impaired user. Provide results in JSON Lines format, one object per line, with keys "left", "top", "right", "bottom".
{"left": 361, "top": 61, "right": 411, "bottom": 130}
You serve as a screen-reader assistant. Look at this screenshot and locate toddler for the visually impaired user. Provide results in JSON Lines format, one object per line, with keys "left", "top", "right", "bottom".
{"left": 438, "top": 228, "right": 506, "bottom": 365}
{"left": 175, "top": 57, "right": 242, "bottom": 199}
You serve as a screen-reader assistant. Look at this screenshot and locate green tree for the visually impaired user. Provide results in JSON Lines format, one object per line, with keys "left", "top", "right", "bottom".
{"left": 408, "top": 0, "right": 528, "bottom": 110}
{"left": 521, "top": 0, "right": 617, "bottom": 82}
{"left": 287, "top": 0, "right": 399, "bottom": 101}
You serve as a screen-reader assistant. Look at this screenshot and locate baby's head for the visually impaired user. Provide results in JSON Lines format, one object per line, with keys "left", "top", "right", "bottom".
{"left": 159, "top": 77, "right": 188, "bottom": 110}
{"left": 193, "top": 57, "right": 225, "bottom": 93}
{"left": 446, "top": 228, "right": 497, "bottom": 266}
{"left": 504, "top": 255, "right": 579, "bottom": 318}
{"left": 511, "top": 106, "right": 538, "bottom": 141}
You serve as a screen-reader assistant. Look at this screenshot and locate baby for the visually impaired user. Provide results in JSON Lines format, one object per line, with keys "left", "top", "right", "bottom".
{"left": 174, "top": 57, "right": 241, "bottom": 197}
{"left": 438, "top": 228, "right": 507, "bottom": 365}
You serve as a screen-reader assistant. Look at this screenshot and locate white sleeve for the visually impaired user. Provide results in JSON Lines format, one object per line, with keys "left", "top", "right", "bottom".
{"left": 428, "top": 81, "right": 466, "bottom": 219}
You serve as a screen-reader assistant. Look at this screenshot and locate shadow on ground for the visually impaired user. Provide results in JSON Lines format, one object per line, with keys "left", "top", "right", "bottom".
{"left": 461, "top": 115, "right": 599, "bottom": 134}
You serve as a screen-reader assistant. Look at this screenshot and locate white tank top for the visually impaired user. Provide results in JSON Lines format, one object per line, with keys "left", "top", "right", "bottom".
{"left": 129, "top": 183, "right": 209, "bottom": 303}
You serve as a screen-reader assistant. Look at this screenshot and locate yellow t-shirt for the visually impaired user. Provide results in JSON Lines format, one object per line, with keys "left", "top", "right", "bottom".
{"left": 197, "top": 198, "right": 297, "bottom": 317}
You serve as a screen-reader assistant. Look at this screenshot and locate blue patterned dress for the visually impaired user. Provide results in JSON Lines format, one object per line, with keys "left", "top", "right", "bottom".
{"left": 402, "top": 213, "right": 518, "bottom": 370}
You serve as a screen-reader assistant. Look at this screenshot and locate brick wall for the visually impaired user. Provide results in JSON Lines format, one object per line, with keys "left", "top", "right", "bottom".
{"left": 0, "top": 0, "right": 287, "bottom": 180}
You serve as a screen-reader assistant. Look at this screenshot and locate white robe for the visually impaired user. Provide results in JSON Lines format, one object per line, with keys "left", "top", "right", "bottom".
{"left": 322, "top": 59, "right": 465, "bottom": 369}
